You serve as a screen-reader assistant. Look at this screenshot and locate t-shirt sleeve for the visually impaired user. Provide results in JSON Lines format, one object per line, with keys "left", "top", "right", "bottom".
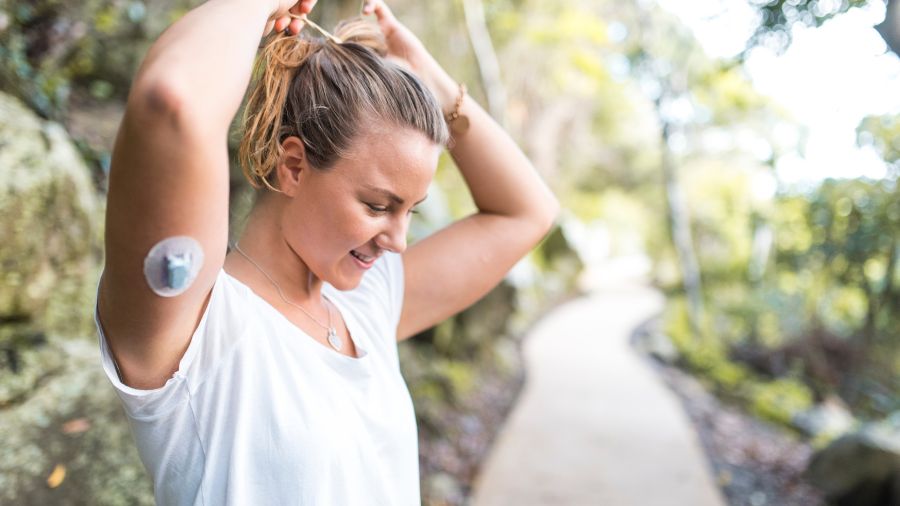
{"left": 389, "top": 252, "right": 405, "bottom": 330}
{"left": 93, "top": 269, "right": 225, "bottom": 419}
{"left": 371, "top": 251, "right": 405, "bottom": 332}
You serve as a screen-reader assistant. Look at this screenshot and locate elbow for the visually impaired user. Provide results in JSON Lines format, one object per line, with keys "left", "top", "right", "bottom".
{"left": 538, "top": 193, "right": 562, "bottom": 236}
{"left": 525, "top": 193, "right": 561, "bottom": 241}
{"left": 127, "top": 76, "right": 189, "bottom": 125}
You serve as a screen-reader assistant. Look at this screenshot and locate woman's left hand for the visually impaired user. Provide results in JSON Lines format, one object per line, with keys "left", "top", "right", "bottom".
{"left": 361, "top": 0, "right": 457, "bottom": 108}
{"left": 361, "top": 0, "right": 427, "bottom": 70}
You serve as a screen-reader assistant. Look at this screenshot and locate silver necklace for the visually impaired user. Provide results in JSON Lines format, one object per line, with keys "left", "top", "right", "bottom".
{"left": 232, "top": 242, "right": 342, "bottom": 352}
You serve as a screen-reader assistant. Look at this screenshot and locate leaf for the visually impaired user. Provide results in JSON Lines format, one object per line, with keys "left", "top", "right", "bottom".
{"left": 47, "top": 464, "right": 66, "bottom": 488}
{"left": 61, "top": 418, "right": 91, "bottom": 434}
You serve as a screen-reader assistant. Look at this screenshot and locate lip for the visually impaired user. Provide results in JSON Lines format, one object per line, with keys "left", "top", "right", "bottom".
{"left": 350, "top": 251, "right": 377, "bottom": 270}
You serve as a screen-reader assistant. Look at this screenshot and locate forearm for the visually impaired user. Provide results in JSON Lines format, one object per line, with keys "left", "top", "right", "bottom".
{"left": 130, "top": 0, "right": 273, "bottom": 132}
{"left": 421, "top": 59, "right": 559, "bottom": 230}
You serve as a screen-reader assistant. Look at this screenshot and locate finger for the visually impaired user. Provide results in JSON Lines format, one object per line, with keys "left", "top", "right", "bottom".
{"left": 264, "top": 19, "right": 276, "bottom": 37}
{"left": 289, "top": 17, "right": 304, "bottom": 35}
{"left": 371, "top": 0, "right": 396, "bottom": 22}
{"left": 299, "top": 0, "right": 317, "bottom": 15}
{"left": 274, "top": 16, "right": 290, "bottom": 33}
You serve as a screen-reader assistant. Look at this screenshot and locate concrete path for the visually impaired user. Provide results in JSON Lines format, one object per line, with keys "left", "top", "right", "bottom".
{"left": 470, "top": 257, "right": 726, "bottom": 506}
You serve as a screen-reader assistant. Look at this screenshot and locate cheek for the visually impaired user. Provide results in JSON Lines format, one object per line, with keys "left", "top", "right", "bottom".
{"left": 327, "top": 204, "right": 377, "bottom": 248}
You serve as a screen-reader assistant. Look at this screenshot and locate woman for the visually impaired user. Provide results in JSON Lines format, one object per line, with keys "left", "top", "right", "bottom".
{"left": 95, "top": 0, "right": 558, "bottom": 504}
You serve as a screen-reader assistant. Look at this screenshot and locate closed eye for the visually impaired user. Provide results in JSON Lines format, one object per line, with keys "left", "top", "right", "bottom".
{"left": 366, "top": 202, "right": 420, "bottom": 216}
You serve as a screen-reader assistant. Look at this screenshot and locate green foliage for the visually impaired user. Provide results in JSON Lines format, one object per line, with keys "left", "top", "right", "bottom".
{"left": 655, "top": 170, "right": 900, "bottom": 419}
{"left": 691, "top": 65, "right": 783, "bottom": 125}
{"left": 491, "top": 0, "right": 661, "bottom": 196}
{"left": 665, "top": 296, "right": 814, "bottom": 427}
{"left": 684, "top": 161, "right": 759, "bottom": 274}
{"left": 858, "top": 113, "right": 900, "bottom": 174}
{"left": 0, "top": 0, "right": 197, "bottom": 117}
{"left": 747, "top": 377, "right": 815, "bottom": 426}
{"left": 643, "top": 78, "right": 900, "bottom": 417}
{"left": 778, "top": 178, "right": 899, "bottom": 336}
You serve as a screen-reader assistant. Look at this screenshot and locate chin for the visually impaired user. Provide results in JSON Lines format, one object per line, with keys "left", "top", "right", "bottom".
{"left": 327, "top": 273, "right": 365, "bottom": 292}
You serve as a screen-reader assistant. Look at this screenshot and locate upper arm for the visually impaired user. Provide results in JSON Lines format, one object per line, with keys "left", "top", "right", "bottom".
{"left": 396, "top": 212, "right": 555, "bottom": 341}
{"left": 98, "top": 84, "right": 230, "bottom": 389}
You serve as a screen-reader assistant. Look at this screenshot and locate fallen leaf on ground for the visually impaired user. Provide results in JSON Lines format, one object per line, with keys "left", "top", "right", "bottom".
{"left": 47, "top": 464, "right": 66, "bottom": 488}
{"left": 62, "top": 418, "right": 91, "bottom": 434}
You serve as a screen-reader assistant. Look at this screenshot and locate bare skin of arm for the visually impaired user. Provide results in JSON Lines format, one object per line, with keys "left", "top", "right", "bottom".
{"left": 99, "top": 0, "right": 312, "bottom": 390}
{"left": 361, "top": 1, "right": 561, "bottom": 340}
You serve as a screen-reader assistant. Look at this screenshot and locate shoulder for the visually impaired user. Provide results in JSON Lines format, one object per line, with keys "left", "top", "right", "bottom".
{"left": 326, "top": 252, "right": 405, "bottom": 341}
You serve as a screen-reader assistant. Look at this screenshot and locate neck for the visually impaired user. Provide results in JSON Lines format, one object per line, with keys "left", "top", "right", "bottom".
{"left": 232, "top": 193, "right": 324, "bottom": 305}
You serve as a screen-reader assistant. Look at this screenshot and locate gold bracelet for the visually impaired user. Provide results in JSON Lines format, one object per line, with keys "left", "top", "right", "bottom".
{"left": 444, "top": 83, "right": 469, "bottom": 135}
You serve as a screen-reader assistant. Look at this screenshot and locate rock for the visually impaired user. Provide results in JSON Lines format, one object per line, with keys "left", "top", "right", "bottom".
{"left": 0, "top": 93, "right": 144, "bottom": 505}
{"left": 792, "top": 395, "right": 856, "bottom": 439}
{"left": 806, "top": 413, "right": 900, "bottom": 506}
{"left": 0, "top": 325, "right": 64, "bottom": 406}
{"left": 0, "top": 339, "right": 153, "bottom": 505}
{"left": 636, "top": 331, "right": 680, "bottom": 364}
{"left": 0, "top": 92, "right": 102, "bottom": 339}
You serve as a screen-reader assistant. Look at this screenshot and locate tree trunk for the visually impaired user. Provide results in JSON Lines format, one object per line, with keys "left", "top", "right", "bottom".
{"left": 461, "top": 0, "right": 507, "bottom": 124}
{"left": 877, "top": 0, "right": 900, "bottom": 56}
{"left": 660, "top": 117, "right": 706, "bottom": 338}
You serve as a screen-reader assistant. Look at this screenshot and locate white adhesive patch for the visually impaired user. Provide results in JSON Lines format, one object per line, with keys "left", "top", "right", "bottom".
{"left": 143, "top": 236, "right": 205, "bottom": 297}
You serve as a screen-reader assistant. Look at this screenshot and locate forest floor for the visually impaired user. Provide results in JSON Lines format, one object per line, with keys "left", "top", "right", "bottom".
{"left": 468, "top": 257, "right": 726, "bottom": 505}
{"left": 638, "top": 339, "right": 826, "bottom": 506}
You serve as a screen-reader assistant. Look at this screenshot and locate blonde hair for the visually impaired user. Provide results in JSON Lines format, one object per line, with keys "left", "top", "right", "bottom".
{"left": 239, "top": 17, "right": 449, "bottom": 191}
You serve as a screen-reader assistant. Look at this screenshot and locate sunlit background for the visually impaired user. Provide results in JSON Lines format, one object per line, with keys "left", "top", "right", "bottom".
{"left": 1, "top": 0, "right": 898, "bottom": 505}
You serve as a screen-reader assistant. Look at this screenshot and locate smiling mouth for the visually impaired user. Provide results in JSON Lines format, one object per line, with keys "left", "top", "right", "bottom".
{"left": 350, "top": 250, "right": 377, "bottom": 263}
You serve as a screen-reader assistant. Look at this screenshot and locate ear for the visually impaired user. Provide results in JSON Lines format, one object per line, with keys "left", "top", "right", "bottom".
{"left": 275, "top": 136, "right": 309, "bottom": 197}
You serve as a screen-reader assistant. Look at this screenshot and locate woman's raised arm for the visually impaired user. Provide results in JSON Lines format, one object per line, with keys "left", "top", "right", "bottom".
{"left": 130, "top": 0, "right": 313, "bottom": 134}
{"left": 361, "top": 1, "right": 561, "bottom": 340}
{"left": 98, "top": 0, "right": 310, "bottom": 390}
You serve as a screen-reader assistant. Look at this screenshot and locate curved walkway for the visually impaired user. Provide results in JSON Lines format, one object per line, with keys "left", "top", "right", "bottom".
{"left": 470, "top": 258, "right": 725, "bottom": 506}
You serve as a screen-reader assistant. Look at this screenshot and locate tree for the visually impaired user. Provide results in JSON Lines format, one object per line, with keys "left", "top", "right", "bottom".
{"left": 747, "top": 0, "right": 900, "bottom": 56}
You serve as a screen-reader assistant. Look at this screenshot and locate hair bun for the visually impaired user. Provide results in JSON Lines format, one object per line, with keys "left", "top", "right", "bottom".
{"left": 334, "top": 17, "right": 388, "bottom": 57}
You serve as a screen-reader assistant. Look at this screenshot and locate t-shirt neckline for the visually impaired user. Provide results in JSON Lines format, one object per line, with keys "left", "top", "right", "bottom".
{"left": 221, "top": 269, "right": 372, "bottom": 369}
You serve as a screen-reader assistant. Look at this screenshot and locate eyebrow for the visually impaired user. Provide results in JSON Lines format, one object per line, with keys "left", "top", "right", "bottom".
{"left": 363, "top": 185, "right": 428, "bottom": 206}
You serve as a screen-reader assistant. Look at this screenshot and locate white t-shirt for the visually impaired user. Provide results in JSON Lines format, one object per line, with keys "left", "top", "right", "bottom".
{"left": 95, "top": 252, "right": 420, "bottom": 506}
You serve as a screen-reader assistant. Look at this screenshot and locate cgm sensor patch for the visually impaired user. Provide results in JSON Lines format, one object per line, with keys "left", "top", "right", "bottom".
{"left": 143, "top": 236, "right": 205, "bottom": 297}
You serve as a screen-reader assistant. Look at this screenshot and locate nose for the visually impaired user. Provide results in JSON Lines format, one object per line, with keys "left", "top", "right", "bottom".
{"left": 375, "top": 215, "right": 409, "bottom": 254}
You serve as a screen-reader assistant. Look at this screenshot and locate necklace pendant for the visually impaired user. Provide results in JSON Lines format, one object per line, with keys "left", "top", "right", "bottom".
{"left": 327, "top": 327, "right": 342, "bottom": 351}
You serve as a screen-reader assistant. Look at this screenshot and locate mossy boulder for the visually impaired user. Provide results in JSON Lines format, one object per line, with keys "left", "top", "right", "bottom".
{"left": 807, "top": 413, "right": 900, "bottom": 506}
{"left": 0, "top": 339, "right": 153, "bottom": 505}
{"left": 0, "top": 92, "right": 101, "bottom": 338}
{"left": 0, "top": 93, "right": 150, "bottom": 504}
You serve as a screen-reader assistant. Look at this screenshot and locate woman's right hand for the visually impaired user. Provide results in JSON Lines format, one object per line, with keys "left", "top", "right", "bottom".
{"left": 265, "top": 0, "right": 317, "bottom": 36}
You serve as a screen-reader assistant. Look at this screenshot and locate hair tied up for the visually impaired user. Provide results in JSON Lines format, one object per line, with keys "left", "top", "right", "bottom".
{"left": 239, "top": 27, "right": 320, "bottom": 190}
{"left": 239, "top": 15, "right": 445, "bottom": 192}
{"left": 239, "top": 16, "right": 388, "bottom": 190}
{"left": 287, "top": 13, "right": 343, "bottom": 44}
